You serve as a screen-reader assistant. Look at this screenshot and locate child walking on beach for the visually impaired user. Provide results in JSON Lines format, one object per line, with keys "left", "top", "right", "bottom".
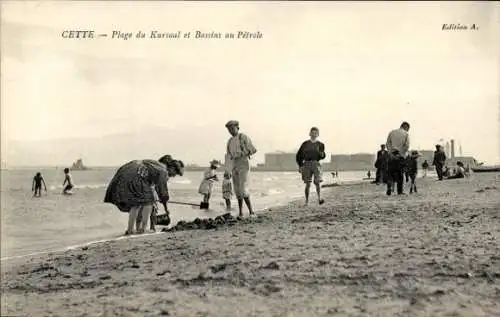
{"left": 32, "top": 172, "right": 47, "bottom": 197}
{"left": 222, "top": 171, "right": 233, "bottom": 211}
{"left": 295, "top": 127, "right": 326, "bottom": 206}
{"left": 62, "top": 168, "right": 74, "bottom": 195}
{"left": 421, "top": 160, "right": 429, "bottom": 178}
{"left": 198, "top": 160, "right": 220, "bottom": 208}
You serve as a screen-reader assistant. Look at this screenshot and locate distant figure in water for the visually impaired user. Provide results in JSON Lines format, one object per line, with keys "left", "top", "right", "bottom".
{"left": 62, "top": 168, "right": 74, "bottom": 195}
{"left": 367, "top": 170, "right": 371, "bottom": 179}
{"left": 296, "top": 126, "right": 326, "bottom": 206}
{"left": 32, "top": 172, "right": 47, "bottom": 197}
{"left": 222, "top": 171, "right": 233, "bottom": 211}
{"left": 198, "top": 160, "right": 220, "bottom": 208}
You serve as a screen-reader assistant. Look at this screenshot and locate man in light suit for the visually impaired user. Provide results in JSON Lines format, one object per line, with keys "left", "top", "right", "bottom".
{"left": 224, "top": 120, "right": 258, "bottom": 217}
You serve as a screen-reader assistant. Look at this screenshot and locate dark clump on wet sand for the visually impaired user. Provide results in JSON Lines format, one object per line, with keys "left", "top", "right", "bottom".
{"left": 161, "top": 213, "right": 263, "bottom": 232}
{"left": 1, "top": 173, "right": 499, "bottom": 317}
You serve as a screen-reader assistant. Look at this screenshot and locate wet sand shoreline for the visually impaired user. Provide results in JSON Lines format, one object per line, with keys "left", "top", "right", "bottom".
{"left": 2, "top": 174, "right": 500, "bottom": 317}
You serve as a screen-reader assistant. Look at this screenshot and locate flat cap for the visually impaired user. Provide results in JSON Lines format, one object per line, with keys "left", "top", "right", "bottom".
{"left": 225, "top": 120, "right": 239, "bottom": 128}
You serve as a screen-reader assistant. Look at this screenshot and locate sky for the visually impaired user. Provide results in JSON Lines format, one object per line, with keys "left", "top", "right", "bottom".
{"left": 1, "top": 1, "right": 499, "bottom": 166}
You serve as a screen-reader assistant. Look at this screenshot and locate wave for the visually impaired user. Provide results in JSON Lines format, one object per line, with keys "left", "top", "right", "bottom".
{"left": 49, "top": 183, "right": 108, "bottom": 190}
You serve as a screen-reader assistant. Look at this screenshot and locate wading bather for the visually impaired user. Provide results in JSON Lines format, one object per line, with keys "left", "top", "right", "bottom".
{"left": 104, "top": 155, "right": 184, "bottom": 235}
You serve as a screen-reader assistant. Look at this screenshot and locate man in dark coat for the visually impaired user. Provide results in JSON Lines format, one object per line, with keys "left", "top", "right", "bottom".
{"left": 432, "top": 145, "right": 447, "bottom": 181}
{"left": 374, "top": 144, "right": 389, "bottom": 184}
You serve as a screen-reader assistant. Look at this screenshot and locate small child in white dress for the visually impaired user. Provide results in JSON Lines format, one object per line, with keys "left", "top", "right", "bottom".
{"left": 222, "top": 171, "right": 233, "bottom": 211}
{"left": 198, "top": 160, "right": 219, "bottom": 208}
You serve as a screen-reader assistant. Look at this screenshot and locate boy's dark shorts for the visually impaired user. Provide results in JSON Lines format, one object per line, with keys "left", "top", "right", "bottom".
{"left": 301, "top": 161, "right": 323, "bottom": 184}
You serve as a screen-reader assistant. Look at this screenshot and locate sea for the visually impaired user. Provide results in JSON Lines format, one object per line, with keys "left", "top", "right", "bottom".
{"left": 1, "top": 167, "right": 370, "bottom": 260}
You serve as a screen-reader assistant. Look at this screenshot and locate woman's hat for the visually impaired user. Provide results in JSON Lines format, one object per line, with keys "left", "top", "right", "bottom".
{"left": 210, "top": 159, "right": 221, "bottom": 166}
{"left": 158, "top": 154, "right": 173, "bottom": 165}
{"left": 225, "top": 120, "right": 239, "bottom": 128}
{"left": 171, "top": 160, "right": 184, "bottom": 176}
{"left": 161, "top": 156, "right": 184, "bottom": 176}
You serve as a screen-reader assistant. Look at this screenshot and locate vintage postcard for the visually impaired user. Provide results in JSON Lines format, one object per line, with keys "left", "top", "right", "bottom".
{"left": 1, "top": 1, "right": 499, "bottom": 316}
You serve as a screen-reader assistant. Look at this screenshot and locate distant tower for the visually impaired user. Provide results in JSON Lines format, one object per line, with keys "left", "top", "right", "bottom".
{"left": 450, "top": 139, "right": 455, "bottom": 159}
{"left": 445, "top": 141, "right": 450, "bottom": 157}
{"left": 459, "top": 142, "right": 463, "bottom": 156}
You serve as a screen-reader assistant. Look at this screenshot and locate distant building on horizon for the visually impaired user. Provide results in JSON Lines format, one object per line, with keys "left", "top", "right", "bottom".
{"left": 263, "top": 152, "right": 297, "bottom": 171}
{"left": 329, "top": 153, "right": 374, "bottom": 171}
{"left": 257, "top": 151, "right": 376, "bottom": 171}
{"left": 247, "top": 145, "right": 479, "bottom": 172}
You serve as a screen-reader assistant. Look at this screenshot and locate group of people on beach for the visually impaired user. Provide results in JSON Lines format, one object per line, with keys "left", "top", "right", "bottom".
{"left": 374, "top": 121, "right": 468, "bottom": 195}
{"left": 102, "top": 120, "right": 336, "bottom": 235}
{"left": 196, "top": 120, "right": 259, "bottom": 213}
{"left": 104, "top": 120, "right": 259, "bottom": 235}
{"left": 35, "top": 119, "right": 469, "bottom": 235}
{"left": 32, "top": 168, "right": 75, "bottom": 197}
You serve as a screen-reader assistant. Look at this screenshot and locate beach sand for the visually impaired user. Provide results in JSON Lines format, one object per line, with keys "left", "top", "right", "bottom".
{"left": 2, "top": 174, "right": 500, "bottom": 317}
